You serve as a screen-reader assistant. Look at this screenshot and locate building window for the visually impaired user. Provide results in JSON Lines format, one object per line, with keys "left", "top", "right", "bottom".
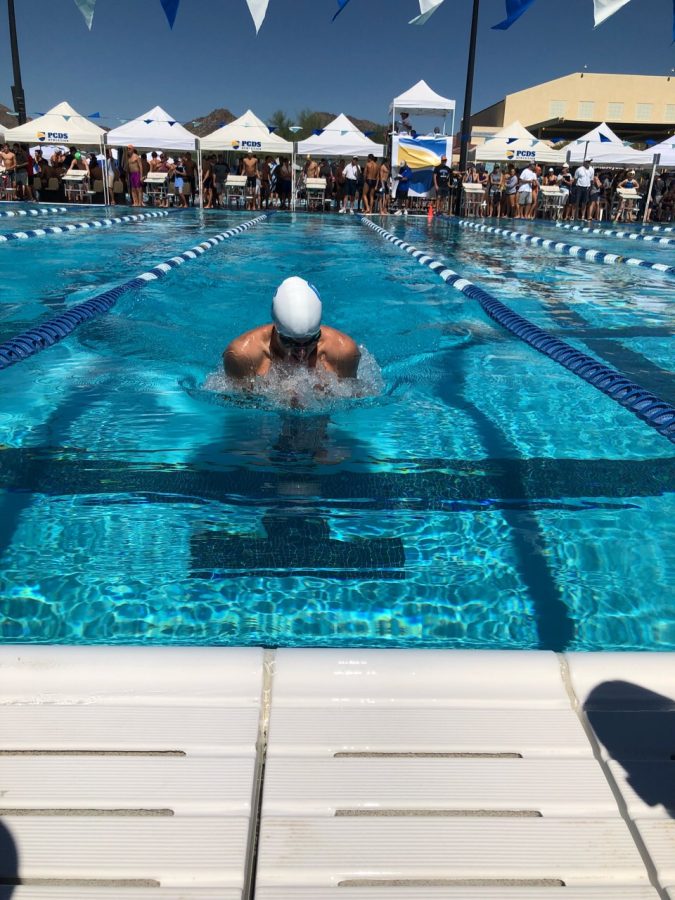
{"left": 549, "top": 100, "right": 566, "bottom": 118}
{"left": 666, "top": 104, "right": 675, "bottom": 123}
{"left": 578, "top": 101, "right": 595, "bottom": 119}
{"left": 636, "top": 103, "right": 654, "bottom": 121}
{"left": 607, "top": 102, "right": 624, "bottom": 119}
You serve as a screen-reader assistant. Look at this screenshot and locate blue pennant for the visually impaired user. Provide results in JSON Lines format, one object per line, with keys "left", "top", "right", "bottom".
{"left": 268, "top": 125, "right": 277, "bottom": 132}
{"left": 168, "top": 120, "right": 176, "bottom": 126}
{"left": 492, "top": 0, "right": 537, "bottom": 30}
{"left": 645, "top": 139, "right": 657, "bottom": 146}
{"left": 160, "top": 0, "right": 180, "bottom": 28}
{"left": 88, "top": 112, "right": 101, "bottom": 119}
{"left": 599, "top": 132, "right": 611, "bottom": 142}
{"left": 332, "top": 0, "right": 353, "bottom": 21}
{"left": 506, "top": 137, "right": 518, "bottom": 144}
{"left": 143, "top": 119, "right": 153, "bottom": 124}
{"left": 313, "top": 129, "right": 324, "bottom": 136}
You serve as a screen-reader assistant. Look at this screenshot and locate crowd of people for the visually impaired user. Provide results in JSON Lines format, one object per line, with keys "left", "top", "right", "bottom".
{"left": 1, "top": 139, "right": 673, "bottom": 222}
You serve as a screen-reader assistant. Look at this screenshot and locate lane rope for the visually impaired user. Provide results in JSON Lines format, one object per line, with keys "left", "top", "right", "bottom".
{"left": 0, "top": 206, "right": 68, "bottom": 218}
{"left": 554, "top": 221, "right": 674, "bottom": 246}
{"left": 0, "top": 214, "right": 269, "bottom": 371}
{"left": 453, "top": 218, "right": 675, "bottom": 278}
{"left": 360, "top": 216, "right": 675, "bottom": 444}
{"left": 0, "top": 210, "right": 169, "bottom": 243}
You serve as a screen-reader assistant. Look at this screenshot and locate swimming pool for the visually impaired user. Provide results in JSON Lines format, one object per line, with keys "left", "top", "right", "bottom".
{"left": 1, "top": 206, "right": 673, "bottom": 650}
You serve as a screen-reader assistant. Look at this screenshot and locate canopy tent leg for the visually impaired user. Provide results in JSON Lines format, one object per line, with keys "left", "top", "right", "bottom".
{"left": 197, "top": 143, "right": 203, "bottom": 210}
{"left": 642, "top": 154, "right": 660, "bottom": 225}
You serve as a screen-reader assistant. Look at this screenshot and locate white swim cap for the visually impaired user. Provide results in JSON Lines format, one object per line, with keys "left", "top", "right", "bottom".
{"left": 272, "top": 277, "right": 322, "bottom": 340}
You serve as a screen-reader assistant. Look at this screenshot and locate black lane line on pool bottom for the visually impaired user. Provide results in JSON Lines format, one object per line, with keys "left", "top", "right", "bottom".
{"left": 360, "top": 216, "right": 675, "bottom": 445}
{"left": 0, "top": 213, "right": 270, "bottom": 372}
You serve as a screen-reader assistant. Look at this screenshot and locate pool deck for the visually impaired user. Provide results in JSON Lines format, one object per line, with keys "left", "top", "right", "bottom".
{"left": 0, "top": 647, "right": 673, "bottom": 898}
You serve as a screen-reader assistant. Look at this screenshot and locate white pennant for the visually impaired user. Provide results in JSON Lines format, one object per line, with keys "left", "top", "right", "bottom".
{"left": 73, "top": 0, "right": 96, "bottom": 28}
{"left": 245, "top": 0, "right": 270, "bottom": 33}
{"left": 410, "top": 0, "right": 445, "bottom": 25}
{"left": 593, "top": 0, "right": 632, "bottom": 26}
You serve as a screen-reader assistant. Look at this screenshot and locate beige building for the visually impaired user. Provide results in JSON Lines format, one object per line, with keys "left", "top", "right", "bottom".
{"left": 471, "top": 72, "right": 675, "bottom": 146}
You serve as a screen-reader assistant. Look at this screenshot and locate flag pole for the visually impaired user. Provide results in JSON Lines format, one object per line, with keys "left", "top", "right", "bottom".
{"left": 458, "top": 0, "right": 480, "bottom": 172}
{"left": 7, "top": 0, "right": 27, "bottom": 124}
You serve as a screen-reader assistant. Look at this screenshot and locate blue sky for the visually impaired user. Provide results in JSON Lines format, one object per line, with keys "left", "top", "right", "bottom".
{"left": 1, "top": 0, "right": 673, "bottom": 128}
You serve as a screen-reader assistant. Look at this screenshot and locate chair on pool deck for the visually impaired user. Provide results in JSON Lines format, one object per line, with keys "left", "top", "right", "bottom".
{"left": 461, "top": 182, "right": 485, "bottom": 217}
{"left": 612, "top": 187, "right": 641, "bottom": 223}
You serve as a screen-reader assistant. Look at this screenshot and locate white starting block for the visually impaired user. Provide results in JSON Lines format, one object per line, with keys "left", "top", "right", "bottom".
{"left": 143, "top": 171, "right": 169, "bottom": 205}
{"left": 305, "top": 177, "right": 327, "bottom": 211}
{"left": 224, "top": 174, "right": 248, "bottom": 208}
{"left": 62, "top": 170, "right": 91, "bottom": 202}
{"left": 539, "top": 185, "right": 565, "bottom": 219}
{"left": 461, "top": 182, "right": 486, "bottom": 216}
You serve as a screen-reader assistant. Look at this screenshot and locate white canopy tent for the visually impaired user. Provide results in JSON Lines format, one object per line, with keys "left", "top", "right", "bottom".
{"left": 566, "top": 122, "right": 626, "bottom": 163}
{"left": 106, "top": 105, "right": 198, "bottom": 152}
{"left": 4, "top": 101, "right": 107, "bottom": 202}
{"left": 641, "top": 134, "right": 675, "bottom": 168}
{"left": 200, "top": 109, "right": 293, "bottom": 155}
{"left": 3, "top": 101, "right": 106, "bottom": 148}
{"left": 389, "top": 78, "right": 456, "bottom": 138}
{"left": 297, "top": 114, "right": 384, "bottom": 158}
{"left": 473, "top": 120, "right": 565, "bottom": 165}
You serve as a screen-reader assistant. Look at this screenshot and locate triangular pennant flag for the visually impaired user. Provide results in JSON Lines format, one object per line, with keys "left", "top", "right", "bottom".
{"left": 645, "top": 139, "right": 657, "bottom": 146}
{"left": 168, "top": 120, "right": 176, "bottom": 126}
{"left": 593, "top": 0, "right": 631, "bottom": 26}
{"left": 73, "top": 0, "right": 96, "bottom": 29}
{"left": 492, "top": 0, "right": 538, "bottom": 30}
{"left": 332, "top": 0, "right": 353, "bottom": 21}
{"left": 599, "top": 132, "right": 611, "bottom": 142}
{"left": 88, "top": 112, "right": 101, "bottom": 119}
{"left": 268, "top": 125, "right": 277, "bottom": 132}
{"left": 364, "top": 131, "right": 374, "bottom": 136}
{"left": 313, "top": 129, "right": 324, "bottom": 136}
{"left": 63, "top": 116, "right": 71, "bottom": 122}
{"left": 506, "top": 137, "right": 518, "bottom": 145}
{"left": 144, "top": 119, "right": 153, "bottom": 124}
{"left": 410, "top": 0, "right": 445, "bottom": 25}
{"left": 246, "top": 0, "right": 270, "bottom": 32}
{"left": 160, "top": 0, "right": 180, "bottom": 28}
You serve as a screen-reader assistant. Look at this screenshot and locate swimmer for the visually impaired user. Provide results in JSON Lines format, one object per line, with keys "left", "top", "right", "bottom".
{"left": 224, "top": 277, "right": 360, "bottom": 384}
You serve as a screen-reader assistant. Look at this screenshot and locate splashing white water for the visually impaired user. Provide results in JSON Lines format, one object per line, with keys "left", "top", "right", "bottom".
{"left": 203, "top": 346, "right": 384, "bottom": 412}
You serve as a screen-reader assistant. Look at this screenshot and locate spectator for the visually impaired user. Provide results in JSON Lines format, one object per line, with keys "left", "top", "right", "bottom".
{"left": 574, "top": 159, "right": 595, "bottom": 220}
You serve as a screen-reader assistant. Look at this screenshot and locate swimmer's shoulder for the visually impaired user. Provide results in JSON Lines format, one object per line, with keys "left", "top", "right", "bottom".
{"left": 320, "top": 326, "right": 361, "bottom": 377}
{"left": 224, "top": 324, "right": 273, "bottom": 377}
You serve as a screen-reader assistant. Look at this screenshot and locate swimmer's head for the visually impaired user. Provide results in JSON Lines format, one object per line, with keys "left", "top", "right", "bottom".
{"left": 272, "top": 277, "right": 322, "bottom": 341}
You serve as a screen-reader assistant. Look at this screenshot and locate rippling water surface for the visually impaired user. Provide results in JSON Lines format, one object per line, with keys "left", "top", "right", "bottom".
{"left": 0, "top": 206, "right": 673, "bottom": 650}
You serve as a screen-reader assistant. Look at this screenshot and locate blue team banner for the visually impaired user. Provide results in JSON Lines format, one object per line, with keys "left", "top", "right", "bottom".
{"left": 392, "top": 135, "right": 452, "bottom": 198}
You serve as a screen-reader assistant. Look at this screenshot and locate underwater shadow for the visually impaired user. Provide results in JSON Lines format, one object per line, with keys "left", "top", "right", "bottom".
{"left": 584, "top": 680, "right": 675, "bottom": 819}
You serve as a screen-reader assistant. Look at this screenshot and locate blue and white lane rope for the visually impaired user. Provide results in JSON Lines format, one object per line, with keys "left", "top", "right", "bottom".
{"left": 360, "top": 216, "right": 675, "bottom": 444}
{"left": 0, "top": 214, "right": 269, "bottom": 371}
{"left": 455, "top": 218, "right": 675, "bottom": 278}
{"left": 0, "top": 209, "right": 169, "bottom": 243}
{"left": 0, "top": 206, "right": 68, "bottom": 218}
{"left": 640, "top": 224, "right": 674, "bottom": 234}
{"left": 554, "top": 221, "right": 675, "bottom": 246}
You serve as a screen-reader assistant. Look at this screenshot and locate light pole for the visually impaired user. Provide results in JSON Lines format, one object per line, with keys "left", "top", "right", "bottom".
{"left": 458, "top": 0, "right": 480, "bottom": 172}
{"left": 7, "top": 0, "right": 27, "bottom": 124}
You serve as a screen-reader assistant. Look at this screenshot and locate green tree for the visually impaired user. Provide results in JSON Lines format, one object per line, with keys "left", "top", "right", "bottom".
{"left": 268, "top": 109, "right": 293, "bottom": 141}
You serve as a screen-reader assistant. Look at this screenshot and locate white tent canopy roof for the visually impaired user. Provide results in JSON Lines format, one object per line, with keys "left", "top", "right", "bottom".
{"left": 473, "top": 120, "right": 564, "bottom": 164}
{"left": 390, "top": 79, "right": 455, "bottom": 116}
{"left": 642, "top": 133, "right": 675, "bottom": 167}
{"left": 297, "top": 113, "right": 383, "bottom": 158}
{"left": 567, "top": 121, "right": 628, "bottom": 163}
{"left": 3, "top": 101, "right": 105, "bottom": 147}
{"left": 106, "top": 105, "right": 198, "bottom": 151}
{"left": 200, "top": 109, "right": 293, "bottom": 154}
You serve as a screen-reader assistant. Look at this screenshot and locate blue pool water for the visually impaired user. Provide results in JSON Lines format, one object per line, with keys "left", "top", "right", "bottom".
{"left": 0, "top": 205, "right": 673, "bottom": 650}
